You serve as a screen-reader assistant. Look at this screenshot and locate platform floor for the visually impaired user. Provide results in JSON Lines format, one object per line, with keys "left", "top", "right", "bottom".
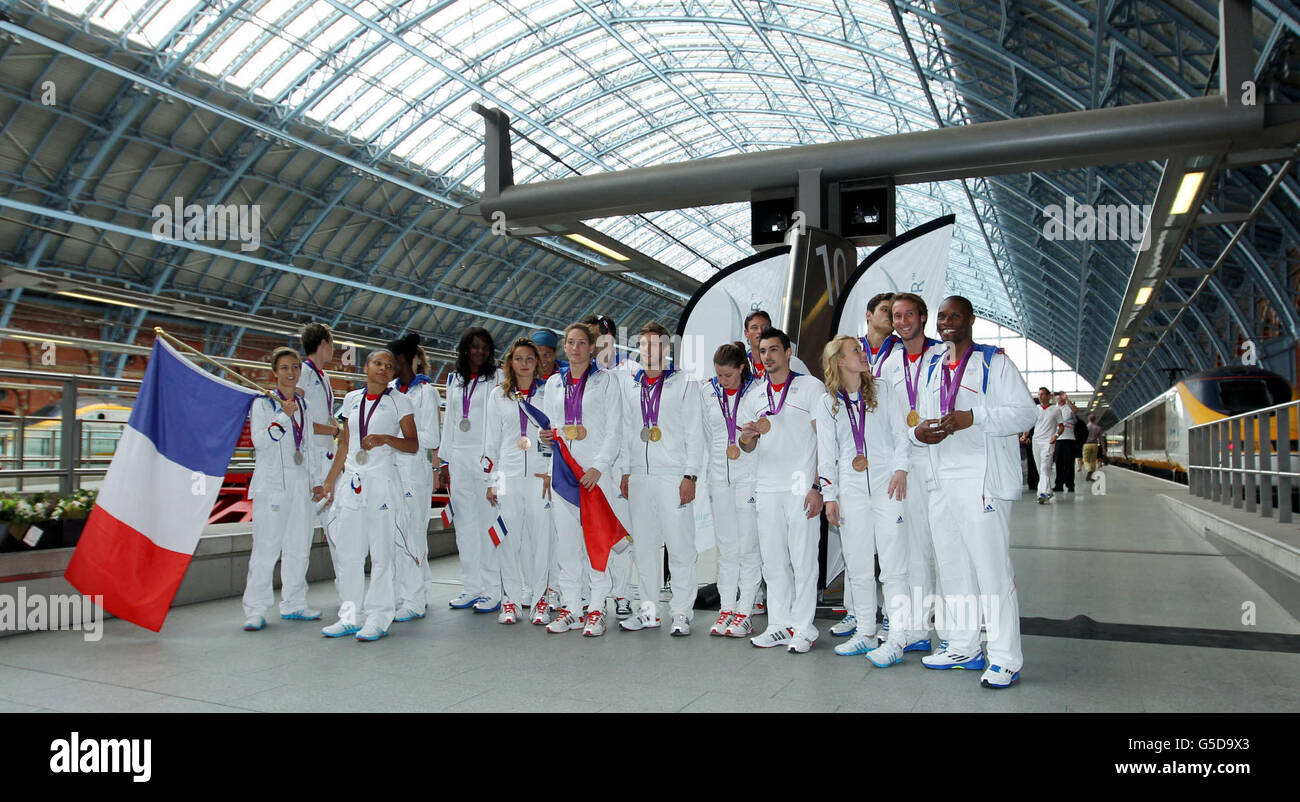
{"left": 1, "top": 469, "right": 1297, "bottom": 713}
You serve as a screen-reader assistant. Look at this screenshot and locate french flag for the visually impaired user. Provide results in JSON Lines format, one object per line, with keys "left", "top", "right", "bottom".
{"left": 440, "top": 500, "right": 454, "bottom": 527}
{"left": 520, "top": 398, "right": 629, "bottom": 572}
{"left": 64, "top": 338, "right": 260, "bottom": 631}
{"left": 488, "top": 514, "right": 508, "bottom": 547}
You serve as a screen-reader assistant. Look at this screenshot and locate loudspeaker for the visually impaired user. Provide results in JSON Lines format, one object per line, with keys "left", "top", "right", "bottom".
{"left": 831, "top": 179, "right": 895, "bottom": 246}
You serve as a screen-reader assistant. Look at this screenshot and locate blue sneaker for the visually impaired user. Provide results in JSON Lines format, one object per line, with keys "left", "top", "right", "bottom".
{"left": 981, "top": 665, "right": 1020, "bottom": 688}
{"left": 449, "top": 593, "right": 483, "bottom": 609}
{"left": 242, "top": 616, "right": 265, "bottom": 631}
{"left": 833, "top": 630, "right": 876, "bottom": 655}
{"left": 829, "top": 613, "right": 857, "bottom": 637}
{"left": 355, "top": 623, "right": 388, "bottom": 642}
{"left": 472, "top": 595, "right": 502, "bottom": 614}
{"left": 903, "top": 638, "right": 931, "bottom": 653}
{"left": 280, "top": 608, "right": 321, "bottom": 621}
{"left": 866, "top": 640, "right": 904, "bottom": 667}
{"left": 921, "top": 648, "right": 988, "bottom": 670}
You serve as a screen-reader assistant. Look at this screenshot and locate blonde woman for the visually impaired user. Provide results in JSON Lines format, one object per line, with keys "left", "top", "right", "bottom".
{"left": 815, "top": 335, "right": 913, "bottom": 667}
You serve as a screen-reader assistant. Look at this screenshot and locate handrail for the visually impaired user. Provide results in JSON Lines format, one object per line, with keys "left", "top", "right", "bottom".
{"left": 1185, "top": 401, "right": 1295, "bottom": 524}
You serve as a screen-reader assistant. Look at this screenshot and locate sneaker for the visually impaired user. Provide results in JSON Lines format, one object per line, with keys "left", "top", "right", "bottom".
{"left": 724, "top": 613, "right": 753, "bottom": 638}
{"left": 922, "top": 647, "right": 988, "bottom": 670}
{"left": 787, "top": 632, "right": 816, "bottom": 654}
{"left": 473, "top": 595, "right": 501, "bottom": 614}
{"left": 709, "top": 611, "right": 733, "bottom": 636}
{"left": 903, "top": 637, "right": 931, "bottom": 653}
{"left": 866, "top": 640, "right": 905, "bottom": 667}
{"left": 1036, "top": 493, "right": 1049, "bottom": 505}
{"left": 753, "top": 600, "right": 766, "bottom": 616}
{"left": 531, "top": 596, "right": 551, "bottom": 625}
{"left": 280, "top": 608, "right": 321, "bottom": 621}
{"left": 583, "top": 610, "right": 606, "bottom": 637}
{"left": 242, "top": 615, "right": 265, "bottom": 631}
{"left": 619, "top": 602, "right": 660, "bottom": 632}
{"left": 615, "top": 597, "right": 633, "bottom": 620}
{"left": 498, "top": 602, "right": 519, "bottom": 625}
{"left": 448, "top": 593, "right": 481, "bottom": 609}
{"left": 355, "top": 623, "right": 388, "bottom": 642}
{"left": 829, "top": 613, "right": 857, "bottom": 637}
{"left": 393, "top": 607, "right": 426, "bottom": 623}
{"left": 981, "top": 664, "right": 1021, "bottom": 689}
{"left": 321, "top": 620, "right": 360, "bottom": 638}
{"left": 546, "top": 608, "right": 584, "bottom": 634}
{"left": 750, "top": 627, "right": 793, "bottom": 648}
{"left": 833, "top": 630, "right": 877, "bottom": 656}
{"left": 670, "top": 614, "right": 690, "bottom": 636}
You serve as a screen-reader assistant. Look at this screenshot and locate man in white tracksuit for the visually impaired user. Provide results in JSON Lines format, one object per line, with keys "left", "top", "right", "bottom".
{"left": 243, "top": 347, "right": 322, "bottom": 630}
{"left": 617, "top": 321, "right": 705, "bottom": 636}
{"left": 1031, "top": 386, "right": 1058, "bottom": 503}
{"left": 909, "top": 296, "right": 1036, "bottom": 689}
{"left": 296, "top": 323, "right": 340, "bottom": 609}
{"left": 738, "top": 326, "right": 827, "bottom": 654}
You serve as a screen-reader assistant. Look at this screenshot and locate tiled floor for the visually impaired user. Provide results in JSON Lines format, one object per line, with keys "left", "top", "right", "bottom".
{"left": 1, "top": 469, "right": 1296, "bottom": 712}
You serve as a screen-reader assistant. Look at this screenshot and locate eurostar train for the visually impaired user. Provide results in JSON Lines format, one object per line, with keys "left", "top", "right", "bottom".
{"left": 1108, "top": 366, "right": 1297, "bottom": 482}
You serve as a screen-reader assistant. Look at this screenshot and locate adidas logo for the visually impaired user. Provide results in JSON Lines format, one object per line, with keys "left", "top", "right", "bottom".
{"left": 984, "top": 504, "right": 994, "bottom": 513}
{"left": 379, "top": 503, "right": 389, "bottom": 510}
{"left": 895, "top": 515, "right": 904, "bottom": 524}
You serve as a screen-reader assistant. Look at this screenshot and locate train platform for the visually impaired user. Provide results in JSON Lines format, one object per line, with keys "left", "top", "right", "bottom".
{"left": 0, "top": 468, "right": 1296, "bottom": 714}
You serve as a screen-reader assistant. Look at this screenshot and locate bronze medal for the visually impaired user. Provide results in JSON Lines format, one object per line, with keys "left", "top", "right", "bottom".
{"left": 907, "top": 409, "right": 920, "bottom": 427}
{"left": 573, "top": 425, "right": 588, "bottom": 441}
{"left": 726, "top": 444, "right": 741, "bottom": 460}
{"left": 755, "top": 417, "right": 771, "bottom": 434}
{"left": 517, "top": 436, "right": 531, "bottom": 451}
{"left": 852, "top": 454, "right": 868, "bottom": 472}
{"left": 640, "top": 426, "right": 652, "bottom": 443}
{"left": 649, "top": 426, "right": 662, "bottom": 442}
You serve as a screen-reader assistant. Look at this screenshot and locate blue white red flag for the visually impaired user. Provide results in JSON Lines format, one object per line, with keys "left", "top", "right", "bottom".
{"left": 440, "top": 500, "right": 454, "bottom": 527}
{"left": 64, "top": 338, "right": 260, "bottom": 631}
{"left": 488, "top": 514, "right": 508, "bottom": 548}
{"left": 550, "top": 433, "right": 628, "bottom": 572}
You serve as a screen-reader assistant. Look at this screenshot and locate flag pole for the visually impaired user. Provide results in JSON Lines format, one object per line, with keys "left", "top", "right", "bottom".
{"left": 152, "top": 327, "right": 275, "bottom": 399}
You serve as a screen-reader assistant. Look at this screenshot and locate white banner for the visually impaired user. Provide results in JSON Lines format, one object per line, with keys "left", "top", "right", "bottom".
{"left": 676, "top": 247, "right": 792, "bottom": 380}
{"left": 832, "top": 215, "right": 955, "bottom": 340}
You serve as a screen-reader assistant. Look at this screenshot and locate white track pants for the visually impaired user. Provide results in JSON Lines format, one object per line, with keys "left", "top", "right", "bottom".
{"left": 394, "top": 472, "right": 432, "bottom": 614}
{"left": 552, "top": 473, "right": 617, "bottom": 615}
{"left": 628, "top": 474, "right": 698, "bottom": 620}
{"left": 243, "top": 476, "right": 314, "bottom": 618}
{"left": 929, "top": 483, "right": 1022, "bottom": 671}
{"left": 709, "top": 482, "right": 761, "bottom": 616}
{"left": 902, "top": 471, "right": 941, "bottom": 641}
{"left": 838, "top": 484, "right": 910, "bottom": 643}
{"left": 330, "top": 471, "right": 399, "bottom": 630}
{"left": 449, "top": 454, "right": 499, "bottom": 599}
{"left": 494, "top": 475, "right": 551, "bottom": 604}
{"left": 754, "top": 491, "right": 820, "bottom": 640}
{"left": 1033, "top": 440, "right": 1054, "bottom": 497}
{"left": 607, "top": 492, "right": 632, "bottom": 600}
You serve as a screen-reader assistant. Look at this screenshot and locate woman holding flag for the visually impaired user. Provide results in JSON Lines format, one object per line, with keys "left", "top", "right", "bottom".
{"left": 319, "top": 349, "right": 419, "bottom": 641}
{"left": 816, "top": 335, "right": 914, "bottom": 666}
{"left": 242, "top": 347, "right": 323, "bottom": 631}
{"left": 540, "top": 321, "right": 626, "bottom": 637}
{"left": 483, "top": 338, "right": 553, "bottom": 625}
{"left": 387, "top": 333, "right": 442, "bottom": 624}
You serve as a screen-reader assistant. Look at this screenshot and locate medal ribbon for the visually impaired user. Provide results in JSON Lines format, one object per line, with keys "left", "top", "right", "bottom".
{"left": 517, "top": 379, "right": 538, "bottom": 438}
{"left": 275, "top": 389, "right": 305, "bottom": 452}
{"left": 639, "top": 369, "right": 671, "bottom": 428}
{"left": 868, "top": 336, "right": 898, "bottom": 377}
{"left": 562, "top": 364, "right": 592, "bottom": 426}
{"left": 763, "top": 372, "right": 797, "bottom": 420}
{"left": 840, "top": 390, "right": 867, "bottom": 456}
{"left": 358, "top": 388, "right": 389, "bottom": 442}
{"left": 304, "top": 358, "right": 332, "bottom": 409}
{"left": 902, "top": 350, "right": 922, "bottom": 413}
{"left": 713, "top": 378, "right": 747, "bottom": 445}
{"left": 460, "top": 374, "right": 483, "bottom": 423}
{"left": 940, "top": 345, "right": 976, "bottom": 416}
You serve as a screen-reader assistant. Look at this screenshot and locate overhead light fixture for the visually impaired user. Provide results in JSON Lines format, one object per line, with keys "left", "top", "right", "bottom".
{"left": 1118, "top": 337, "right": 1130, "bottom": 348}
{"left": 1134, "top": 286, "right": 1154, "bottom": 306}
{"left": 1112, "top": 352, "right": 1123, "bottom": 362}
{"left": 1104, "top": 373, "right": 1113, "bottom": 380}
{"left": 57, "top": 290, "right": 142, "bottom": 309}
{"left": 566, "top": 234, "right": 629, "bottom": 262}
{"left": 1171, "top": 171, "right": 1206, "bottom": 214}
{"left": 1102, "top": 381, "right": 1109, "bottom": 387}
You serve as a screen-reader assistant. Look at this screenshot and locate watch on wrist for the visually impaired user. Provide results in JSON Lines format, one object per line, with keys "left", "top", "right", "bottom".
{"left": 811, "top": 483, "right": 822, "bottom": 493}
{"left": 683, "top": 474, "right": 697, "bottom": 482}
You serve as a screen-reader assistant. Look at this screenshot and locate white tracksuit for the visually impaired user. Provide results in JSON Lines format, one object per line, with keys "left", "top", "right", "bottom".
{"left": 329, "top": 388, "right": 414, "bottom": 630}
{"left": 700, "top": 377, "right": 762, "bottom": 617}
{"left": 908, "top": 346, "right": 1036, "bottom": 671}
{"left": 243, "top": 392, "right": 316, "bottom": 619}
{"left": 880, "top": 339, "right": 948, "bottom": 641}
{"left": 444, "top": 371, "right": 502, "bottom": 601}
{"left": 483, "top": 381, "right": 553, "bottom": 606}
{"left": 297, "top": 360, "right": 339, "bottom": 596}
{"left": 616, "top": 369, "right": 704, "bottom": 621}
{"left": 542, "top": 364, "right": 624, "bottom": 616}
{"left": 390, "top": 377, "right": 441, "bottom": 615}
{"left": 1032, "top": 403, "right": 1058, "bottom": 497}
{"left": 738, "top": 372, "right": 827, "bottom": 640}
{"left": 816, "top": 380, "right": 913, "bottom": 643}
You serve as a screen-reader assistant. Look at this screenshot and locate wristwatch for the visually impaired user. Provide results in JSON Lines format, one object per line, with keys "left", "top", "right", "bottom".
{"left": 811, "top": 483, "right": 822, "bottom": 493}
{"left": 683, "top": 474, "right": 698, "bottom": 482}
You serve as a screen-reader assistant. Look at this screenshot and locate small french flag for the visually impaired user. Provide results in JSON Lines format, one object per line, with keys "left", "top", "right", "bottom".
{"left": 488, "top": 513, "right": 508, "bottom": 548}
{"left": 440, "top": 501, "right": 454, "bottom": 527}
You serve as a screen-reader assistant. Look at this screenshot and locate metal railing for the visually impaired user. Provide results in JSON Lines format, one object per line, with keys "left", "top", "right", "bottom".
{"left": 1187, "top": 399, "right": 1298, "bottom": 524}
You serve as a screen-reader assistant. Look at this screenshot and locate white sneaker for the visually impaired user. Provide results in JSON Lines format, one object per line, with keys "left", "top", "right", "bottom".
{"left": 833, "top": 630, "right": 877, "bottom": 656}
{"left": 473, "top": 595, "right": 501, "bottom": 613}
{"left": 355, "top": 622, "right": 387, "bottom": 642}
{"left": 866, "top": 640, "right": 905, "bottom": 667}
{"left": 448, "top": 592, "right": 480, "bottom": 609}
{"left": 618, "top": 602, "right": 660, "bottom": 632}
{"left": 670, "top": 614, "right": 690, "bottom": 636}
{"left": 921, "top": 647, "right": 988, "bottom": 671}
{"left": 498, "top": 602, "right": 519, "bottom": 624}
{"left": 724, "top": 613, "right": 753, "bottom": 638}
{"left": 615, "top": 597, "right": 633, "bottom": 619}
{"left": 280, "top": 608, "right": 321, "bottom": 621}
{"left": 787, "top": 631, "right": 816, "bottom": 654}
{"left": 753, "top": 600, "right": 766, "bottom": 616}
{"left": 583, "top": 610, "right": 606, "bottom": 637}
{"left": 546, "top": 608, "right": 584, "bottom": 634}
{"left": 750, "top": 627, "right": 793, "bottom": 648}
{"left": 321, "top": 619, "right": 360, "bottom": 638}
{"left": 531, "top": 596, "right": 551, "bottom": 625}
{"left": 392, "top": 607, "right": 425, "bottom": 623}
{"left": 981, "top": 664, "right": 1021, "bottom": 689}
{"left": 242, "top": 615, "right": 265, "bottom": 631}
{"left": 829, "top": 613, "right": 857, "bottom": 637}
{"left": 709, "top": 611, "right": 733, "bottom": 636}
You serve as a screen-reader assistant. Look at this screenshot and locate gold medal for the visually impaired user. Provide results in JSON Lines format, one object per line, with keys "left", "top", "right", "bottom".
{"left": 649, "top": 426, "right": 662, "bottom": 442}
{"left": 755, "top": 417, "right": 771, "bottom": 434}
{"left": 852, "top": 454, "right": 868, "bottom": 472}
{"left": 573, "top": 425, "right": 588, "bottom": 441}
{"left": 517, "top": 436, "right": 531, "bottom": 451}
{"left": 563, "top": 424, "right": 578, "bottom": 439}
{"left": 726, "top": 444, "right": 741, "bottom": 460}
{"left": 907, "top": 409, "right": 920, "bottom": 427}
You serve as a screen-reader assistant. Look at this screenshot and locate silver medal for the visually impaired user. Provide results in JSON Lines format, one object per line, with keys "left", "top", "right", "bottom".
{"left": 293, "top": 451, "right": 304, "bottom": 466}
{"left": 459, "top": 418, "right": 471, "bottom": 432}
{"left": 639, "top": 426, "right": 652, "bottom": 442}
{"left": 356, "top": 450, "right": 369, "bottom": 465}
